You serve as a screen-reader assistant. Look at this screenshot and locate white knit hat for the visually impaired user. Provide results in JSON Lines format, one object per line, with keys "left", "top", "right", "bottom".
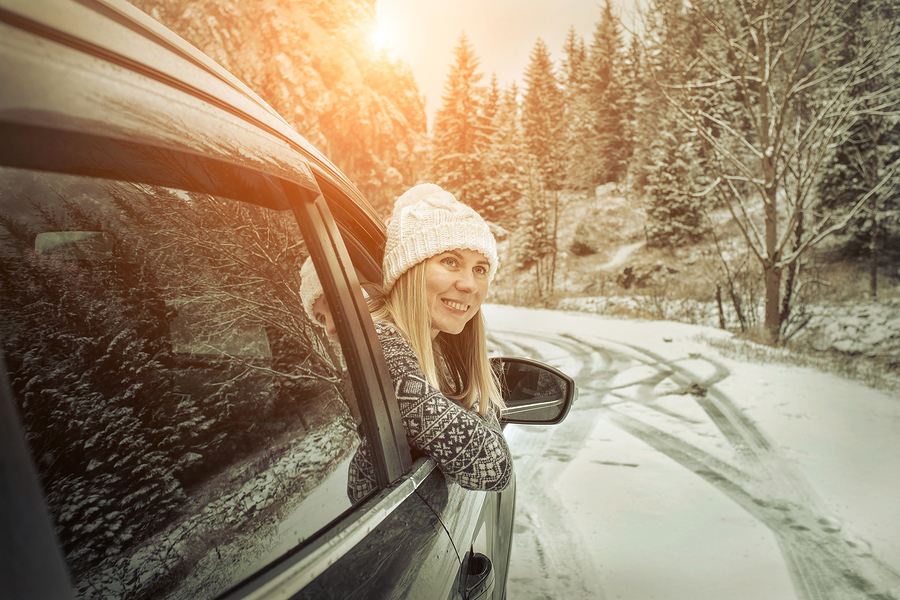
{"left": 300, "top": 256, "right": 325, "bottom": 326}
{"left": 382, "top": 183, "right": 498, "bottom": 293}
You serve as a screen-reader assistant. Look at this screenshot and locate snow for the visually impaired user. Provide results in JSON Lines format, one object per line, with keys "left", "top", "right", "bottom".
{"left": 559, "top": 296, "right": 900, "bottom": 359}
{"left": 597, "top": 241, "right": 646, "bottom": 272}
{"left": 75, "top": 420, "right": 357, "bottom": 599}
{"left": 483, "top": 303, "right": 900, "bottom": 600}
{"left": 799, "top": 298, "right": 900, "bottom": 357}
{"left": 728, "top": 364, "right": 900, "bottom": 560}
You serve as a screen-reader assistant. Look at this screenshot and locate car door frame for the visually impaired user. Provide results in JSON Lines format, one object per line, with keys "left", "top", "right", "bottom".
{"left": 0, "top": 122, "right": 423, "bottom": 597}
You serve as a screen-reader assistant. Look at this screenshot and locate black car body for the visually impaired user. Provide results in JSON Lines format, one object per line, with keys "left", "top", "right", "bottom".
{"left": 0, "top": 1, "right": 577, "bottom": 599}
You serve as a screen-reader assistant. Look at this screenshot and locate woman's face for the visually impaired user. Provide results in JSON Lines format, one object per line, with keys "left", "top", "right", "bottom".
{"left": 423, "top": 249, "right": 490, "bottom": 338}
{"left": 312, "top": 295, "right": 338, "bottom": 341}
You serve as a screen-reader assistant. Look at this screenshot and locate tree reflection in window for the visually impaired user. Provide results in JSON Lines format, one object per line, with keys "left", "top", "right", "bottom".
{"left": 0, "top": 167, "right": 362, "bottom": 599}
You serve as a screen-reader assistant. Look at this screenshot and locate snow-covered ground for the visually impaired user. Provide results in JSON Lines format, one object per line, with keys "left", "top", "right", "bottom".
{"left": 557, "top": 297, "right": 900, "bottom": 359}
{"left": 484, "top": 304, "right": 900, "bottom": 600}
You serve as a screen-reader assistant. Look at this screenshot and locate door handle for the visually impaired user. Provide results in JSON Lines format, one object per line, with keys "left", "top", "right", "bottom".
{"left": 464, "top": 552, "right": 495, "bottom": 600}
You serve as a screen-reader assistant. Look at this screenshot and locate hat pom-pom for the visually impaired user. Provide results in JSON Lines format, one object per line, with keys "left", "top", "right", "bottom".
{"left": 393, "top": 183, "right": 445, "bottom": 215}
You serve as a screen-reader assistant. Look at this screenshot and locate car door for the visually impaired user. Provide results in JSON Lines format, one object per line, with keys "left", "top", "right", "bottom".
{"left": 0, "top": 131, "right": 473, "bottom": 600}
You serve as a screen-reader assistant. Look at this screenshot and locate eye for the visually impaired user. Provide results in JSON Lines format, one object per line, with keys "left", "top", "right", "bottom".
{"left": 474, "top": 264, "right": 488, "bottom": 275}
{"left": 315, "top": 312, "right": 326, "bottom": 324}
{"left": 441, "top": 256, "right": 459, "bottom": 268}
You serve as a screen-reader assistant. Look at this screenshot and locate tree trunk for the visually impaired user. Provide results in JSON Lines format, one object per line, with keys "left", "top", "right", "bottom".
{"left": 549, "top": 189, "right": 560, "bottom": 293}
{"left": 781, "top": 212, "right": 803, "bottom": 327}
{"left": 763, "top": 196, "right": 782, "bottom": 343}
{"left": 759, "top": 46, "right": 781, "bottom": 343}
{"left": 764, "top": 171, "right": 781, "bottom": 342}
{"left": 764, "top": 263, "right": 782, "bottom": 344}
{"left": 729, "top": 287, "right": 747, "bottom": 333}
{"left": 870, "top": 213, "right": 880, "bottom": 300}
{"left": 715, "top": 284, "right": 726, "bottom": 330}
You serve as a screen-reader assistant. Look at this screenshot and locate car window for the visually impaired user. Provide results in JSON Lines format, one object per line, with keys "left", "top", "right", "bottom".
{"left": 0, "top": 165, "right": 368, "bottom": 599}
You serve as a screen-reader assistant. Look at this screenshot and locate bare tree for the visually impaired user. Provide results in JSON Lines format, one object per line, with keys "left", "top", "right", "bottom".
{"left": 828, "top": 85, "right": 900, "bottom": 300}
{"left": 641, "top": 0, "right": 900, "bottom": 342}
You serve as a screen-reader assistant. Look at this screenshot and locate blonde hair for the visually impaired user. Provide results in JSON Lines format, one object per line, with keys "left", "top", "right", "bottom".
{"left": 369, "top": 261, "right": 504, "bottom": 416}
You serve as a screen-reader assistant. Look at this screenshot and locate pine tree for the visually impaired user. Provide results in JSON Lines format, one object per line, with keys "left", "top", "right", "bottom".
{"left": 479, "top": 82, "right": 526, "bottom": 230}
{"left": 520, "top": 38, "right": 567, "bottom": 296}
{"left": 522, "top": 39, "right": 566, "bottom": 189}
{"left": 430, "top": 34, "right": 492, "bottom": 207}
{"left": 618, "top": 34, "right": 641, "bottom": 186}
{"left": 585, "top": 0, "right": 629, "bottom": 185}
{"left": 560, "top": 27, "right": 594, "bottom": 191}
{"left": 483, "top": 73, "right": 502, "bottom": 124}
{"left": 624, "top": 33, "right": 657, "bottom": 191}
{"left": 643, "top": 130, "right": 707, "bottom": 247}
{"left": 463, "top": 74, "right": 504, "bottom": 220}
{"left": 817, "top": 0, "right": 900, "bottom": 300}
{"left": 632, "top": 0, "right": 719, "bottom": 248}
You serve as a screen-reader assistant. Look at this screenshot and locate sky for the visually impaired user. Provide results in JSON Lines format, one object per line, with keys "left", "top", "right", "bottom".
{"left": 373, "top": 0, "right": 639, "bottom": 130}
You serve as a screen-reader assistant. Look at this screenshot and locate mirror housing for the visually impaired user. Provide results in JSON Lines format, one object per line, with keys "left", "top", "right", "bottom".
{"left": 492, "top": 357, "right": 577, "bottom": 425}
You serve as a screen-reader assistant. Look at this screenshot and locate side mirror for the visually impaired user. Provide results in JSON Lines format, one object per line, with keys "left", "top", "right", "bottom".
{"left": 491, "top": 357, "right": 577, "bottom": 425}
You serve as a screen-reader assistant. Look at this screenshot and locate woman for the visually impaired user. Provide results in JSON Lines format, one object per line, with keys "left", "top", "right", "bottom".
{"left": 348, "top": 183, "right": 513, "bottom": 502}
{"left": 300, "top": 256, "right": 361, "bottom": 427}
{"left": 300, "top": 256, "right": 338, "bottom": 342}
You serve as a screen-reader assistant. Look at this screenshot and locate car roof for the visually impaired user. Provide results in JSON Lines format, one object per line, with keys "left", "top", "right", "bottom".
{"left": 0, "top": 0, "right": 385, "bottom": 252}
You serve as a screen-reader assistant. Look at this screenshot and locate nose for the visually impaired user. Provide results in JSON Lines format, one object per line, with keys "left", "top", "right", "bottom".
{"left": 455, "top": 268, "right": 476, "bottom": 292}
{"left": 325, "top": 314, "right": 338, "bottom": 340}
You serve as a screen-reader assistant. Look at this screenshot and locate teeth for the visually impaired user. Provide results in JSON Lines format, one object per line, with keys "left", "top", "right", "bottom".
{"left": 443, "top": 300, "right": 468, "bottom": 312}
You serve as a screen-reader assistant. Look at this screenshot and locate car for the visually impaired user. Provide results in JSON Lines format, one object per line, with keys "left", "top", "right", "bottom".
{"left": 0, "top": 1, "right": 577, "bottom": 599}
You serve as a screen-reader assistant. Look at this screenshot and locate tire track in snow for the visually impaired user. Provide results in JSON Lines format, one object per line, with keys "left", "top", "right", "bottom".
{"left": 496, "top": 329, "right": 900, "bottom": 600}
{"left": 492, "top": 330, "right": 610, "bottom": 599}
{"left": 573, "top": 332, "right": 900, "bottom": 600}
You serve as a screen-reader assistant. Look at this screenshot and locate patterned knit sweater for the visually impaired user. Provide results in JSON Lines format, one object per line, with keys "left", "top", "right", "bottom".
{"left": 347, "top": 321, "right": 513, "bottom": 502}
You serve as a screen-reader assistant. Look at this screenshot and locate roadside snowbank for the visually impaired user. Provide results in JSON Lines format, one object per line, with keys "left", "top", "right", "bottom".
{"left": 799, "top": 298, "right": 900, "bottom": 357}
{"left": 558, "top": 296, "right": 900, "bottom": 359}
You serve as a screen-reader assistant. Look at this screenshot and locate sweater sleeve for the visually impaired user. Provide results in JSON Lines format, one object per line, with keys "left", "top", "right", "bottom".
{"left": 374, "top": 322, "right": 513, "bottom": 491}
{"left": 347, "top": 439, "right": 377, "bottom": 504}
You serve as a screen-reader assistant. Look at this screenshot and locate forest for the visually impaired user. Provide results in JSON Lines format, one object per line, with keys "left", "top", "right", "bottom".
{"left": 131, "top": 0, "right": 900, "bottom": 347}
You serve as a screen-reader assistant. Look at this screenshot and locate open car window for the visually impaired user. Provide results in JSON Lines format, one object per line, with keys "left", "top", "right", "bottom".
{"left": 0, "top": 165, "right": 369, "bottom": 599}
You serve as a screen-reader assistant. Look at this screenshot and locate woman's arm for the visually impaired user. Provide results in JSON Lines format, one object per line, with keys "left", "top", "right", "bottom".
{"left": 374, "top": 322, "right": 513, "bottom": 491}
{"left": 347, "top": 439, "right": 376, "bottom": 504}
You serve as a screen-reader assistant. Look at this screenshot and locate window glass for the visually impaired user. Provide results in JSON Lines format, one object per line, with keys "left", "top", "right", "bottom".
{"left": 0, "top": 166, "right": 366, "bottom": 599}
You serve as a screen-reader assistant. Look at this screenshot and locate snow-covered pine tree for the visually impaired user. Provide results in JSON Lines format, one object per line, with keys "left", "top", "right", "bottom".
{"left": 472, "top": 82, "right": 525, "bottom": 232}
{"left": 464, "top": 74, "right": 503, "bottom": 220}
{"left": 483, "top": 73, "right": 502, "bottom": 125}
{"left": 643, "top": 130, "right": 707, "bottom": 247}
{"left": 429, "top": 34, "right": 492, "bottom": 208}
{"left": 632, "top": 0, "right": 712, "bottom": 247}
{"left": 129, "top": 0, "right": 428, "bottom": 218}
{"left": 585, "top": 0, "right": 629, "bottom": 186}
{"left": 560, "top": 27, "right": 594, "bottom": 192}
{"left": 817, "top": 0, "right": 900, "bottom": 300}
{"left": 521, "top": 38, "right": 566, "bottom": 297}
{"left": 627, "top": 27, "right": 664, "bottom": 193}
{"left": 618, "top": 34, "right": 640, "bottom": 188}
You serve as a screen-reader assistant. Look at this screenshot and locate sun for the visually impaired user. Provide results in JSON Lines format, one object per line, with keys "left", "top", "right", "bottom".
{"left": 369, "top": 25, "right": 392, "bottom": 53}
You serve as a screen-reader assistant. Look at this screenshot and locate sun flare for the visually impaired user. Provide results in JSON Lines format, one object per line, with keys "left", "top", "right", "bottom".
{"left": 369, "top": 26, "right": 392, "bottom": 52}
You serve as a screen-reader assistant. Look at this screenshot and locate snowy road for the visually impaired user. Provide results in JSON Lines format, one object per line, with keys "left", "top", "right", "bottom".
{"left": 483, "top": 304, "right": 900, "bottom": 600}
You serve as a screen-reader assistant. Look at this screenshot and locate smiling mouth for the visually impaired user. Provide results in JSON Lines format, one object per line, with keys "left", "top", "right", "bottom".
{"left": 442, "top": 299, "right": 469, "bottom": 313}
